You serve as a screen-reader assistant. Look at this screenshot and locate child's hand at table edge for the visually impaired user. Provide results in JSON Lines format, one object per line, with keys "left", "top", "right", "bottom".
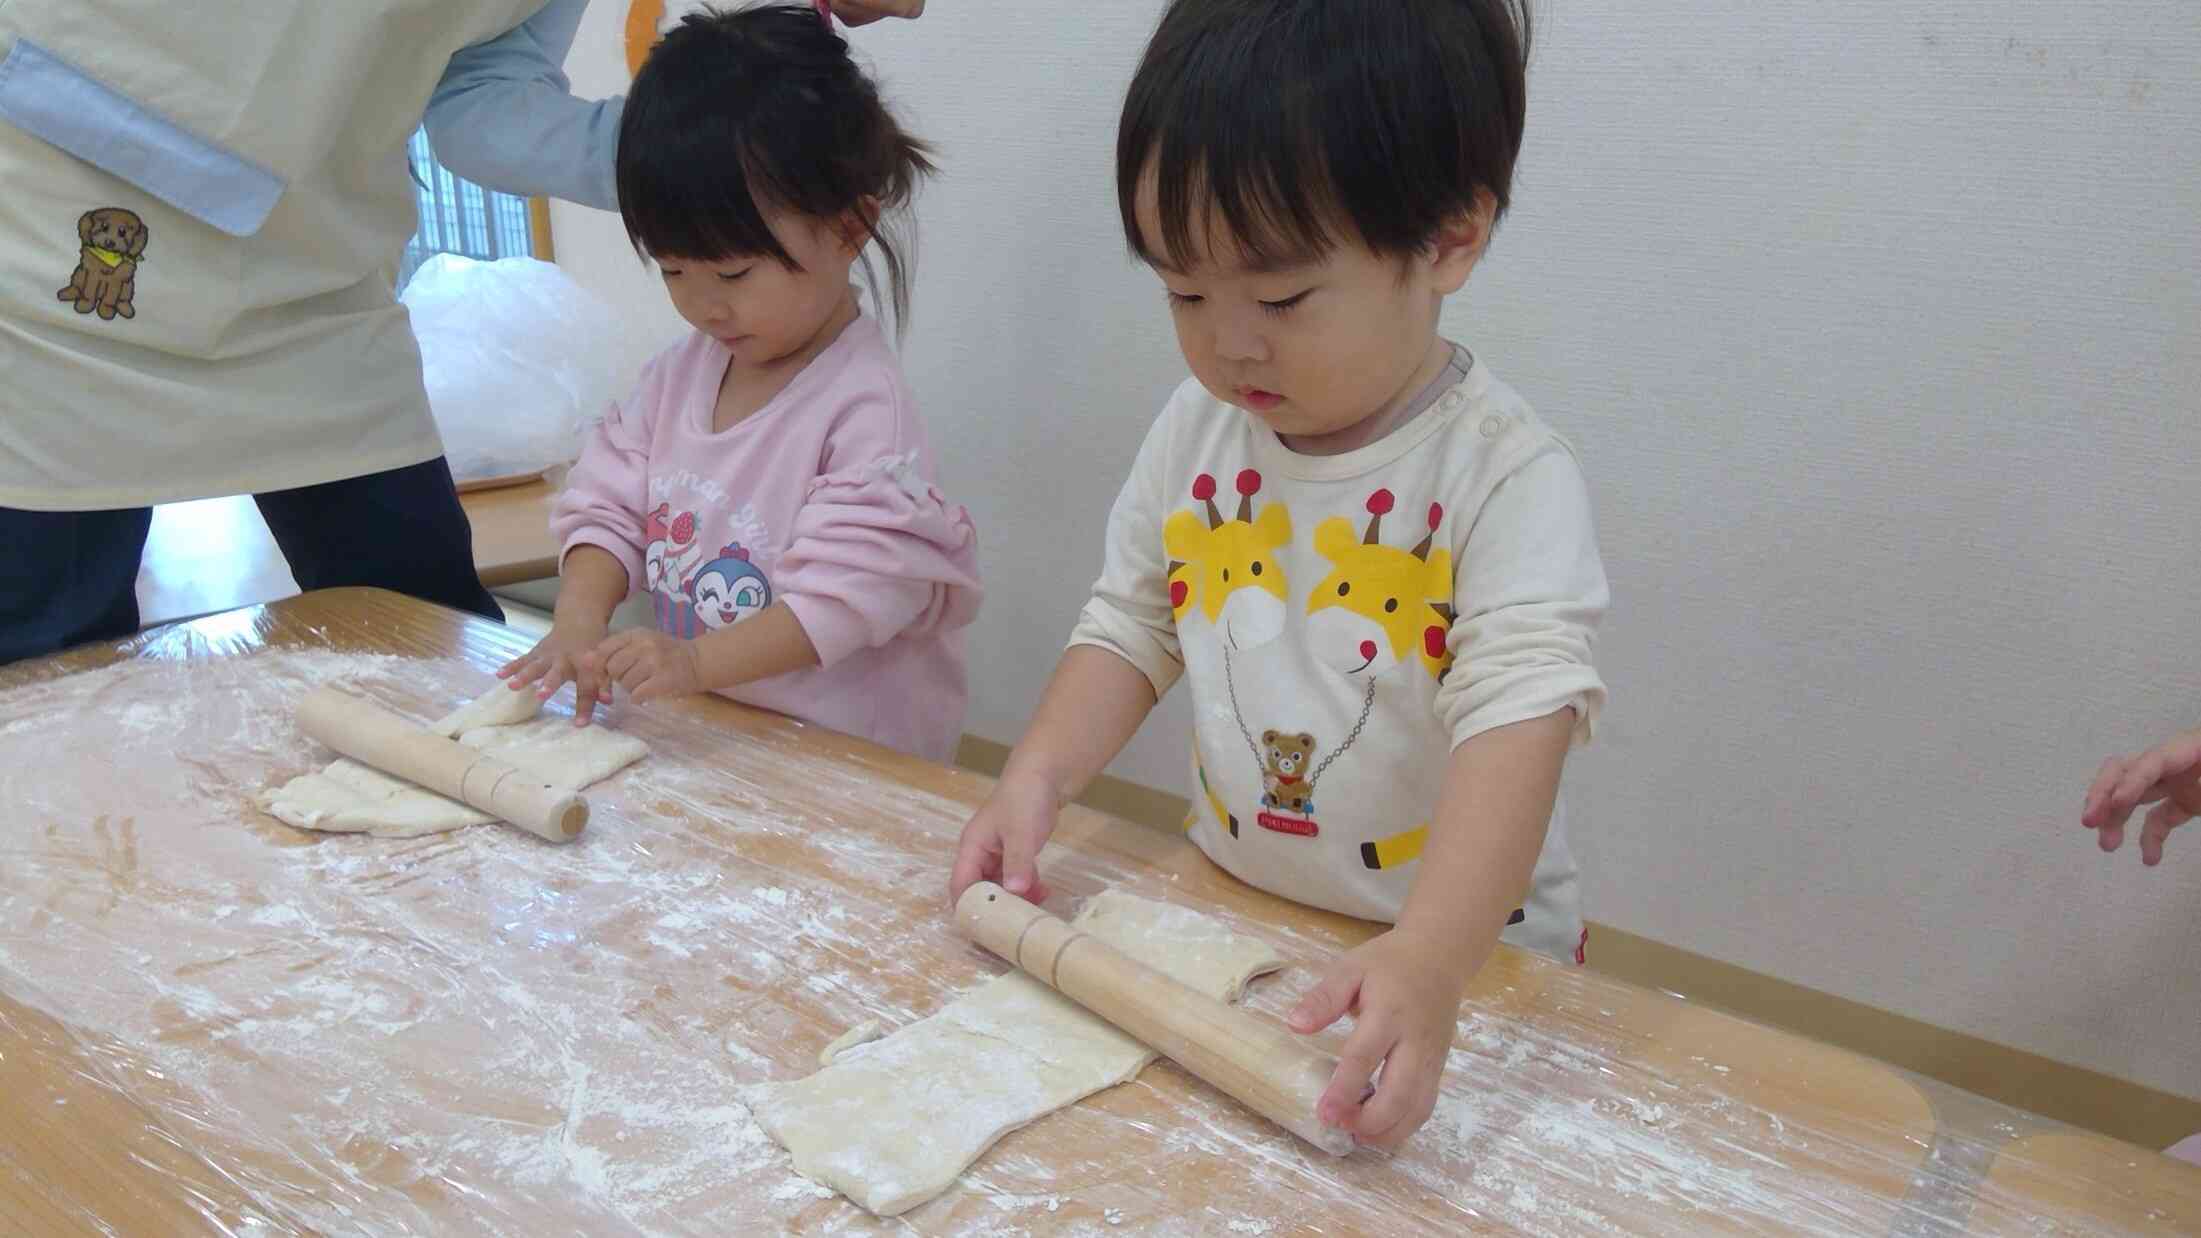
{"left": 1288, "top": 925, "right": 1473, "bottom": 1150}
{"left": 949, "top": 768, "right": 1062, "bottom": 907}
{"left": 498, "top": 621, "right": 610, "bottom": 723}
{"left": 2083, "top": 726, "right": 2201, "bottom": 865}
{"left": 588, "top": 629, "right": 705, "bottom": 708}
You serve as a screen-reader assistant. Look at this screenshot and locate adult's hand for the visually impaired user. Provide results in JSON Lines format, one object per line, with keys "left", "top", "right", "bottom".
{"left": 830, "top": 0, "right": 926, "bottom": 26}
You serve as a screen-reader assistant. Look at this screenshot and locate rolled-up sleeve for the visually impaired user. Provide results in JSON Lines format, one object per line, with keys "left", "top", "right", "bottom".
{"left": 1067, "top": 415, "right": 1185, "bottom": 699}
{"left": 1434, "top": 445, "right": 1609, "bottom": 749}
{"left": 424, "top": 0, "right": 624, "bottom": 211}
{"left": 774, "top": 461, "right": 983, "bottom": 669}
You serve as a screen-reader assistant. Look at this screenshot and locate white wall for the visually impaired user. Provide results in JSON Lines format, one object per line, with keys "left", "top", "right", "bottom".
{"left": 553, "top": 2, "right": 2201, "bottom": 1099}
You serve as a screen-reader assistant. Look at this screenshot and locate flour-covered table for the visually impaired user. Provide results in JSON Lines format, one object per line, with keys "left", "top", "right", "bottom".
{"left": 2, "top": 589, "right": 2193, "bottom": 1235}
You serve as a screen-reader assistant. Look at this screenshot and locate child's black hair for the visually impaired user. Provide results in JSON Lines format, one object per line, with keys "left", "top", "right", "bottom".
{"left": 1117, "top": 0, "right": 1530, "bottom": 271}
{"left": 617, "top": 3, "right": 935, "bottom": 327}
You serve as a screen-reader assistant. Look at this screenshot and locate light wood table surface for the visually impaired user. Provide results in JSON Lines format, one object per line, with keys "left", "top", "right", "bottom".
{"left": 135, "top": 480, "right": 560, "bottom": 627}
{"left": 458, "top": 477, "right": 562, "bottom": 587}
{"left": 0, "top": 590, "right": 2191, "bottom": 1235}
{"left": 1971, "top": 1133, "right": 2201, "bottom": 1235}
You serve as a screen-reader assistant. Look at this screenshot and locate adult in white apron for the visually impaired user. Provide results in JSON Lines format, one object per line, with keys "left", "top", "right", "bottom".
{"left": 0, "top": 0, "right": 927, "bottom": 664}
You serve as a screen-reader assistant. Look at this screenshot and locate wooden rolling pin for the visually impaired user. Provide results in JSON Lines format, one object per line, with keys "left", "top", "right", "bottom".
{"left": 954, "top": 882, "right": 1355, "bottom": 1157}
{"left": 297, "top": 686, "right": 587, "bottom": 843}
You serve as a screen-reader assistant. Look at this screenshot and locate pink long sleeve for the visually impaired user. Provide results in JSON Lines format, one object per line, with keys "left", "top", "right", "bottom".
{"left": 776, "top": 405, "right": 982, "bottom": 667}
{"left": 550, "top": 358, "right": 669, "bottom": 596}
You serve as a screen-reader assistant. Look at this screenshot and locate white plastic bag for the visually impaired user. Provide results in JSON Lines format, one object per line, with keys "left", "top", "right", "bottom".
{"left": 402, "top": 255, "right": 624, "bottom": 484}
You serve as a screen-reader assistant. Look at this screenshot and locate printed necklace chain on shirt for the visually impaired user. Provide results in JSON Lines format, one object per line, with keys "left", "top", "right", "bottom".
{"left": 1223, "top": 645, "right": 1376, "bottom": 831}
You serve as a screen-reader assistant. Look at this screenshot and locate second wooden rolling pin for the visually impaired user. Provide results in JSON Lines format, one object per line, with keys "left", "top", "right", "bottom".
{"left": 297, "top": 686, "right": 587, "bottom": 843}
{"left": 954, "top": 881, "right": 1355, "bottom": 1157}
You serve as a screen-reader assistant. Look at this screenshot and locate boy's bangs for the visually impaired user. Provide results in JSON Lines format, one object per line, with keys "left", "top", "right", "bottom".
{"left": 1120, "top": 48, "right": 1346, "bottom": 273}
{"left": 1133, "top": 140, "right": 1346, "bottom": 275}
{"left": 1118, "top": 0, "right": 1533, "bottom": 275}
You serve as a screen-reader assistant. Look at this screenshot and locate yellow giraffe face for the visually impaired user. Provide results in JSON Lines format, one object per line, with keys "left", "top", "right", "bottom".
{"left": 1164, "top": 470, "right": 1292, "bottom": 651}
{"left": 1306, "top": 491, "right": 1455, "bottom": 679}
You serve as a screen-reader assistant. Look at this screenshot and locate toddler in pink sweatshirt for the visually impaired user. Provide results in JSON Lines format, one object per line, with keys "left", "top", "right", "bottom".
{"left": 501, "top": 5, "right": 979, "bottom": 762}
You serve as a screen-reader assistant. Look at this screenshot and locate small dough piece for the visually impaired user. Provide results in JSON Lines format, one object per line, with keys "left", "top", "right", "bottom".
{"left": 430, "top": 685, "right": 544, "bottom": 737}
{"left": 818, "top": 1020, "right": 885, "bottom": 1066}
{"left": 261, "top": 703, "right": 647, "bottom": 839}
{"left": 261, "top": 759, "right": 491, "bottom": 838}
{"left": 741, "top": 890, "right": 1285, "bottom": 1216}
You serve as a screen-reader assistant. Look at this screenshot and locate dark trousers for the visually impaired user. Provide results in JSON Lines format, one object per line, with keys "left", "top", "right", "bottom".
{"left": 1, "top": 457, "right": 501, "bottom": 665}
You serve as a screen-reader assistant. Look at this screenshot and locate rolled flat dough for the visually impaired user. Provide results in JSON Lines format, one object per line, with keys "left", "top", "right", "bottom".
{"left": 259, "top": 689, "right": 647, "bottom": 838}
{"left": 740, "top": 889, "right": 1286, "bottom": 1216}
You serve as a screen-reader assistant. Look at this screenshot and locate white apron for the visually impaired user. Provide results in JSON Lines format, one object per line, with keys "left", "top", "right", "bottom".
{"left": 0, "top": 0, "right": 546, "bottom": 511}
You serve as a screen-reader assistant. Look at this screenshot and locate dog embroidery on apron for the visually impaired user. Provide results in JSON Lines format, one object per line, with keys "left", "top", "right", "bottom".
{"left": 57, "top": 207, "right": 147, "bottom": 321}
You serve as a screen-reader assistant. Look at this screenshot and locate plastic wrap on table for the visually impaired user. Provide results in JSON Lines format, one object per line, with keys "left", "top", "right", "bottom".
{"left": 401, "top": 254, "right": 625, "bottom": 486}
{"left": 1, "top": 599, "right": 2197, "bottom": 1236}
